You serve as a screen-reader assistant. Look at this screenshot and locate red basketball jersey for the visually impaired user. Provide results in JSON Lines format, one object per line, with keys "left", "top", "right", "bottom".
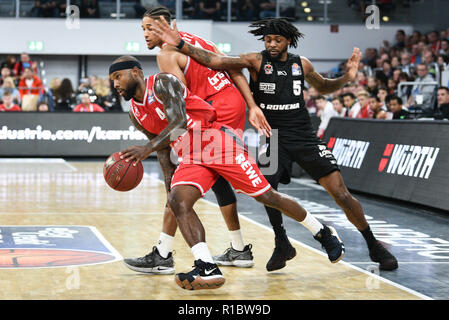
{"left": 130, "top": 74, "right": 217, "bottom": 143}
{"left": 178, "top": 31, "right": 234, "bottom": 100}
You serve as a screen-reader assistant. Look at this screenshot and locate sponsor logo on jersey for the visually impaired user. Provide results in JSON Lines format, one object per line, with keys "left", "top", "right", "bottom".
{"left": 259, "top": 82, "right": 276, "bottom": 94}
{"left": 235, "top": 153, "right": 263, "bottom": 187}
{"left": 292, "top": 63, "right": 302, "bottom": 76}
{"left": 377, "top": 143, "right": 439, "bottom": 179}
{"left": 0, "top": 226, "right": 121, "bottom": 268}
{"left": 277, "top": 70, "right": 287, "bottom": 76}
{"left": 327, "top": 137, "right": 370, "bottom": 169}
{"left": 264, "top": 63, "right": 273, "bottom": 75}
{"left": 259, "top": 102, "right": 300, "bottom": 110}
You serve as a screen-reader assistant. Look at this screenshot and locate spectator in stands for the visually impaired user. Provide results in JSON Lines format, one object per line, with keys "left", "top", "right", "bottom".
{"left": 31, "top": 0, "right": 59, "bottom": 17}
{"left": 366, "top": 76, "right": 378, "bottom": 96}
{"left": 423, "top": 51, "right": 437, "bottom": 77}
{"left": 182, "top": 0, "right": 197, "bottom": 19}
{"left": 0, "top": 55, "right": 17, "bottom": 72}
{"left": 331, "top": 96, "right": 347, "bottom": 117}
{"left": 237, "top": 0, "right": 256, "bottom": 21}
{"left": 439, "top": 39, "right": 449, "bottom": 56}
{"left": 391, "top": 56, "right": 400, "bottom": 69}
{"left": 0, "top": 91, "right": 21, "bottom": 112}
{"left": 355, "top": 90, "right": 371, "bottom": 119}
{"left": 259, "top": 0, "right": 276, "bottom": 18}
{"left": 37, "top": 101, "right": 50, "bottom": 112}
{"left": 427, "top": 30, "right": 441, "bottom": 55}
{"left": 0, "top": 77, "right": 21, "bottom": 105}
{"left": 0, "top": 67, "right": 12, "bottom": 86}
{"left": 197, "top": 0, "right": 221, "bottom": 20}
{"left": 397, "top": 72, "right": 412, "bottom": 106}
{"left": 362, "top": 48, "right": 378, "bottom": 69}
{"left": 437, "top": 87, "right": 449, "bottom": 120}
{"left": 387, "top": 78, "right": 398, "bottom": 95}
{"left": 13, "top": 53, "right": 38, "bottom": 79}
{"left": 342, "top": 92, "right": 358, "bottom": 118}
{"left": 400, "top": 51, "right": 414, "bottom": 76}
{"left": 315, "top": 95, "right": 337, "bottom": 139}
{"left": 377, "top": 86, "right": 388, "bottom": 110}
{"left": 135, "top": 0, "right": 159, "bottom": 19}
{"left": 410, "top": 43, "right": 422, "bottom": 65}
{"left": 437, "top": 54, "right": 449, "bottom": 71}
{"left": 92, "top": 77, "right": 110, "bottom": 108}
{"left": 305, "top": 86, "right": 318, "bottom": 115}
{"left": 103, "top": 79, "right": 123, "bottom": 112}
{"left": 387, "top": 95, "right": 409, "bottom": 120}
{"left": 53, "top": 78, "right": 76, "bottom": 112}
{"left": 279, "top": 0, "right": 296, "bottom": 19}
{"left": 74, "top": 93, "right": 104, "bottom": 112}
{"left": 80, "top": 0, "right": 100, "bottom": 18}
{"left": 356, "top": 72, "right": 367, "bottom": 87}
{"left": 409, "top": 63, "right": 436, "bottom": 112}
{"left": 408, "top": 31, "right": 421, "bottom": 48}
{"left": 18, "top": 68, "right": 43, "bottom": 99}
{"left": 368, "top": 95, "right": 389, "bottom": 119}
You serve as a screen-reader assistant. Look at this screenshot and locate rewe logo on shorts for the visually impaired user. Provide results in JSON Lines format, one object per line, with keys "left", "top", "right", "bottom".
{"left": 235, "top": 153, "right": 263, "bottom": 187}
{"left": 327, "top": 137, "right": 370, "bottom": 169}
{"left": 378, "top": 144, "right": 440, "bottom": 179}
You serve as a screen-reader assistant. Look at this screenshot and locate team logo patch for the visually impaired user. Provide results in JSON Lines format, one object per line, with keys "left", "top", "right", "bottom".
{"left": 147, "top": 89, "right": 155, "bottom": 104}
{"left": 0, "top": 226, "right": 122, "bottom": 268}
{"left": 292, "top": 63, "right": 302, "bottom": 76}
{"left": 264, "top": 63, "right": 273, "bottom": 75}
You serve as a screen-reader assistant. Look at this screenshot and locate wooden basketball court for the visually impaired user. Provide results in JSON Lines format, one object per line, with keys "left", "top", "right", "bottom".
{"left": 0, "top": 159, "right": 428, "bottom": 300}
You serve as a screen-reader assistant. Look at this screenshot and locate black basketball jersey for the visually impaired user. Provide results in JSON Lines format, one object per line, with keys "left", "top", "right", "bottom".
{"left": 250, "top": 50, "right": 317, "bottom": 144}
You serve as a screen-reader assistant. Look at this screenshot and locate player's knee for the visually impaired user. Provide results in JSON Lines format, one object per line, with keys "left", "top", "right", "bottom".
{"left": 255, "top": 189, "right": 280, "bottom": 208}
{"left": 167, "top": 192, "right": 190, "bottom": 217}
{"left": 333, "top": 189, "right": 353, "bottom": 207}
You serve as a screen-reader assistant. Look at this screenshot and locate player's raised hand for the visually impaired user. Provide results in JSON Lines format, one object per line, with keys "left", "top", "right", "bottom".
{"left": 249, "top": 107, "right": 272, "bottom": 137}
{"left": 119, "top": 145, "right": 152, "bottom": 166}
{"left": 345, "top": 47, "right": 362, "bottom": 82}
{"left": 150, "top": 16, "right": 182, "bottom": 48}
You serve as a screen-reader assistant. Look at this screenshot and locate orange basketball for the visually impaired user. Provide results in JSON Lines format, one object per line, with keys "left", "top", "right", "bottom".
{"left": 103, "top": 152, "right": 144, "bottom": 192}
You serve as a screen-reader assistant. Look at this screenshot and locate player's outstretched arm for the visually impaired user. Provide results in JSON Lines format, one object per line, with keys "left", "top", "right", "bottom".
{"left": 150, "top": 16, "right": 257, "bottom": 70}
{"left": 303, "top": 47, "right": 362, "bottom": 95}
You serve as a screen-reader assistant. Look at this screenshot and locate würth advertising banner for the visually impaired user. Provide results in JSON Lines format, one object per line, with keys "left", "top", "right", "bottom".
{"left": 323, "top": 118, "right": 449, "bottom": 211}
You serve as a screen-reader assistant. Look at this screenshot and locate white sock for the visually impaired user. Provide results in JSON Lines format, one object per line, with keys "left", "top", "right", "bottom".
{"left": 300, "top": 211, "right": 324, "bottom": 236}
{"left": 229, "top": 229, "right": 245, "bottom": 251}
{"left": 191, "top": 242, "right": 214, "bottom": 264}
{"left": 156, "top": 232, "right": 174, "bottom": 258}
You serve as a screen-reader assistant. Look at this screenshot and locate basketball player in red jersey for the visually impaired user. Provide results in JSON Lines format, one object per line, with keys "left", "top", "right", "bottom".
{"left": 110, "top": 56, "right": 345, "bottom": 290}
{"left": 124, "top": 6, "right": 271, "bottom": 274}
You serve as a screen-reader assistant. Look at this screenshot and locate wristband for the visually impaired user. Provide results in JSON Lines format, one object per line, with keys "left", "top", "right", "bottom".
{"left": 176, "top": 39, "right": 185, "bottom": 50}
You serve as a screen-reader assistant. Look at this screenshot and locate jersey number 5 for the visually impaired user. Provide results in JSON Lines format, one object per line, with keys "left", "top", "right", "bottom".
{"left": 293, "top": 80, "right": 302, "bottom": 96}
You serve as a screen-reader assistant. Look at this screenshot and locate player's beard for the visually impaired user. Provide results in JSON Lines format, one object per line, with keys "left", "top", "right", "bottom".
{"left": 122, "top": 79, "right": 138, "bottom": 101}
{"left": 268, "top": 46, "right": 288, "bottom": 61}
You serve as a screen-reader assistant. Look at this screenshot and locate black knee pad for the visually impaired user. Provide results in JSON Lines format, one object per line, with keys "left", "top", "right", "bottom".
{"left": 211, "top": 176, "right": 236, "bottom": 207}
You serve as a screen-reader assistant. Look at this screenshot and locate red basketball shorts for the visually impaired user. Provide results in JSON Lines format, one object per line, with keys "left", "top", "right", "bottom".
{"left": 170, "top": 122, "right": 271, "bottom": 197}
{"left": 207, "top": 86, "right": 246, "bottom": 134}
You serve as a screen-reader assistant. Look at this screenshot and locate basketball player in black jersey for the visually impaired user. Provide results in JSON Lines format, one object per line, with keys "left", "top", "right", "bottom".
{"left": 150, "top": 17, "right": 398, "bottom": 272}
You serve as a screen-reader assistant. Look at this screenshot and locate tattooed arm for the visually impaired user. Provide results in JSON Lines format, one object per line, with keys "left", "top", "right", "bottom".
{"left": 124, "top": 111, "right": 177, "bottom": 192}
{"left": 150, "top": 16, "right": 261, "bottom": 71}
{"left": 302, "top": 48, "right": 361, "bottom": 94}
{"left": 120, "top": 73, "right": 187, "bottom": 165}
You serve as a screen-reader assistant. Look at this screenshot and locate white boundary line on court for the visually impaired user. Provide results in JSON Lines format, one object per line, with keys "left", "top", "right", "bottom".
{"left": 0, "top": 158, "right": 78, "bottom": 171}
{"left": 143, "top": 172, "right": 433, "bottom": 299}
{"left": 197, "top": 197, "right": 433, "bottom": 300}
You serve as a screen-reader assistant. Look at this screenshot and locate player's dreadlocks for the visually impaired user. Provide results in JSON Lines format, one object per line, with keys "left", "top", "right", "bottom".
{"left": 143, "top": 6, "right": 171, "bottom": 23}
{"left": 249, "top": 18, "right": 305, "bottom": 48}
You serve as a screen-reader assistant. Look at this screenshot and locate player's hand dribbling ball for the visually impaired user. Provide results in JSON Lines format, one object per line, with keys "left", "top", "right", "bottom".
{"left": 103, "top": 152, "right": 144, "bottom": 191}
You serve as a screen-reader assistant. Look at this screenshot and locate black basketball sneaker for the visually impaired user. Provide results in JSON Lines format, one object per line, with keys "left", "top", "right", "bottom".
{"left": 266, "top": 239, "right": 297, "bottom": 272}
{"left": 314, "top": 224, "right": 345, "bottom": 263}
{"left": 369, "top": 241, "right": 399, "bottom": 271}
{"left": 175, "top": 260, "right": 225, "bottom": 290}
